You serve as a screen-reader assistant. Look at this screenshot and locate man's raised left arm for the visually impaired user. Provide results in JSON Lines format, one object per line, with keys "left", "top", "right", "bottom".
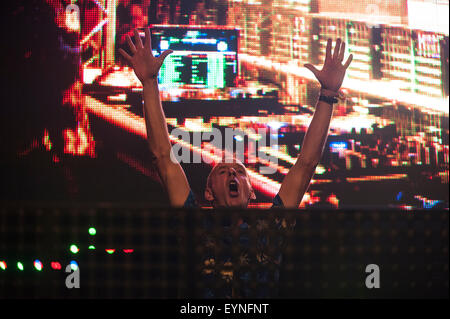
{"left": 278, "top": 38, "right": 353, "bottom": 208}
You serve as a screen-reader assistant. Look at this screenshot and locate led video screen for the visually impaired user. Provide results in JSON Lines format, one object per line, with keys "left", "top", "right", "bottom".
{"left": 150, "top": 25, "right": 239, "bottom": 88}
{"left": 2, "top": 0, "right": 449, "bottom": 209}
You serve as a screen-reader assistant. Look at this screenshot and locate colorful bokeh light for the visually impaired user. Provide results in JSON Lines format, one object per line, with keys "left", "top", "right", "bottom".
{"left": 34, "top": 260, "right": 43, "bottom": 271}
{"left": 70, "top": 261, "right": 78, "bottom": 271}
{"left": 51, "top": 262, "right": 62, "bottom": 270}
{"left": 70, "top": 244, "right": 79, "bottom": 254}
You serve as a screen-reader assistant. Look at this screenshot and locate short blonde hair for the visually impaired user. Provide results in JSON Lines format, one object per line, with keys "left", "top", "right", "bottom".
{"left": 206, "top": 156, "right": 248, "bottom": 189}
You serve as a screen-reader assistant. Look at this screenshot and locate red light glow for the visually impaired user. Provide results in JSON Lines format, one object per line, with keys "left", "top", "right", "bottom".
{"left": 51, "top": 262, "right": 62, "bottom": 270}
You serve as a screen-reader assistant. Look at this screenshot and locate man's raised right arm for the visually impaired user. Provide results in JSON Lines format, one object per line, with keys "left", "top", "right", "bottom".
{"left": 119, "top": 28, "right": 190, "bottom": 206}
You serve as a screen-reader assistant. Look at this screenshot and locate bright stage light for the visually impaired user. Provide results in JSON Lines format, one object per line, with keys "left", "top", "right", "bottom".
{"left": 51, "top": 262, "right": 62, "bottom": 270}
{"left": 70, "top": 244, "right": 79, "bottom": 254}
{"left": 70, "top": 261, "right": 78, "bottom": 271}
{"left": 34, "top": 260, "right": 43, "bottom": 271}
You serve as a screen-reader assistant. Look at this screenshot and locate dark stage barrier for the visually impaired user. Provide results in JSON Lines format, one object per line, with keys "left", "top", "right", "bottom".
{"left": 0, "top": 204, "right": 448, "bottom": 299}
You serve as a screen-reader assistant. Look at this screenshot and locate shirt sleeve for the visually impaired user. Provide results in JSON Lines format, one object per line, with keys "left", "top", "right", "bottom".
{"left": 183, "top": 189, "right": 199, "bottom": 208}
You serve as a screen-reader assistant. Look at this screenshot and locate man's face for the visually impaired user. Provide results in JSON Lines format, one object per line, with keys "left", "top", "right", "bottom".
{"left": 205, "top": 161, "right": 255, "bottom": 208}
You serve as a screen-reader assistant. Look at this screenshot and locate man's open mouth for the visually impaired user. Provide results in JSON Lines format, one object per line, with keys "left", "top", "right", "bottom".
{"left": 229, "top": 180, "right": 239, "bottom": 196}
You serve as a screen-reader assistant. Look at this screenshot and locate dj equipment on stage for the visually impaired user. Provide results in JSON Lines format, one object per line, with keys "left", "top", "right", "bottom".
{"left": 0, "top": 204, "right": 448, "bottom": 299}
{"left": 84, "top": 65, "right": 284, "bottom": 119}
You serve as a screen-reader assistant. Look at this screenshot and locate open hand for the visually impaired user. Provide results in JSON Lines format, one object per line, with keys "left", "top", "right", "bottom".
{"left": 119, "top": 28, "right": 173, "bottom": 84}
{"left": 304, "top": 38, "right": 353, "bottom": 92}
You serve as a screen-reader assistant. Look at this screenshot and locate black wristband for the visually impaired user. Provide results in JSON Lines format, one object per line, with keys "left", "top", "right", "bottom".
{"left": 319, "top": 95, "right": 339, "bottom": 104}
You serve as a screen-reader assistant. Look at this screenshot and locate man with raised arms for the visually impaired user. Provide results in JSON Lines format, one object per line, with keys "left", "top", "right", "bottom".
{"left": 119, "top": 28, "right": 353, "bottom": 209}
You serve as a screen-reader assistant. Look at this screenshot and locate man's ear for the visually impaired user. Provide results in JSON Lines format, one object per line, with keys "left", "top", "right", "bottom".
{"left": 204, "top": 187, "right": 215, "bottom": 202}
{"left": 250, "top": 188, "right": 256, "bottom": 200}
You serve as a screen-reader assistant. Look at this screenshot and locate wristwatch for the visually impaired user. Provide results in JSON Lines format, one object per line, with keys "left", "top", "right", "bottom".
{"left": 319, "top": 94, "right": 339, "bottom": 105}
{"left": 319, "top": 88, "right": 340, "bottom": 104}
